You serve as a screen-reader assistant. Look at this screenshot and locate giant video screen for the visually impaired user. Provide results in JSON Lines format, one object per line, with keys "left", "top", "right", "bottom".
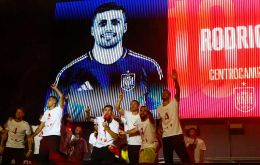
{"left": 53, "top": 0, "right": 260, "bottom": 121}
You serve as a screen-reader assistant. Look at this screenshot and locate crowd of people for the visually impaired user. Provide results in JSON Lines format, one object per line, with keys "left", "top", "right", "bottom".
{"left": 0, "top": 2, "right": 207, "bottom": 165}
{"left": 0, "top": 70, "right": 206, "bottom": 165}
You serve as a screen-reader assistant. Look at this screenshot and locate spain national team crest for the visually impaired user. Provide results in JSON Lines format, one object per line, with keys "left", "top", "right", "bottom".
{"left": 121, "top": 71, "right": 135, "bottom": 91}
{"left": 234, "top": 85, "right": 256, "bottom": 112}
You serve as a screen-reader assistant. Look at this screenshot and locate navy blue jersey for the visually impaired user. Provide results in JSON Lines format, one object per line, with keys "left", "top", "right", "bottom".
{"left": 54, "top": 48, "right": 164, "bottom": 121}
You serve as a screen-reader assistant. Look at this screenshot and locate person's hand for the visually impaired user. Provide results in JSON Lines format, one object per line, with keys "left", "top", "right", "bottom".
{"left": 118, "top": 91, "right": 123, "bottom": 100}
{"left": 171, "top": 69, "right": 178, "bottom": 80}
{"left": 25, "top": 150, "right": 32, "bottom": 158}
{"left": 119, "top": 129, "right": 126, "bottom": 135}
{"left": 50, "top": 84, "right": 58, "bottom": 90}
{"left": 0, "top": 145, "right": 4, "bottom": 154}
{"left": 102, "top": 122, "right": 110, "bottom": 131}
{"left": 85, "top": 106, "right": 90, "bottom": 114}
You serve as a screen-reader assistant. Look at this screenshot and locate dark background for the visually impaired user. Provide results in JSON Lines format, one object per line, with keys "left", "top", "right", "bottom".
{"left": 0, "top": 0, "right": 168, "bottom": 125}
{"left": 0, "top": 0, "right": 56, "bottom": 125}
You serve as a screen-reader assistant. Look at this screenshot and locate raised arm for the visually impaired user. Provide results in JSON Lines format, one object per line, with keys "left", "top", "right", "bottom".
{"left": 172, "top": 70, "right": 180, "bottom": 102}
{"left": 115, "top": 91, "right": 125, "bottom": 116}
{"left": 85, "top": 107, "right": 95, "bottom": 122}
{"left": 51, "top": 84, "right": 64, "bottom": 109}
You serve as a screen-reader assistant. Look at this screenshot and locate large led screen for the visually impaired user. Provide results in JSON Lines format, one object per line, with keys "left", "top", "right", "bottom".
{"left": 168, "top": 0, "right": 260, "bottom": 118}
{"left": 53, "top": 0, "right": 260, "bottom": 121}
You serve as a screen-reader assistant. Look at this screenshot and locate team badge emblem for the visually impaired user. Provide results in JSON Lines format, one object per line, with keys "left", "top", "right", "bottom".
{"left": 121, "top": 70, "right": 135, "bottom": 91}
{"left": 234, "top": 85, "right": 255, "bottom": 112}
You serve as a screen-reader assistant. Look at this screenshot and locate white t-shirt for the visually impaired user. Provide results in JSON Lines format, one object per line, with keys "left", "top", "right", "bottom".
{"left": 41, "top": 106, "right": 63, "bottom": 136}
{"left": 157, "top": 99, "right": 183, "bottom": 137}
{"left": 122, "top": 111, "right": 142, "bottom": 145}
{"left": 5, "top": 119, "right": 31, "bottom": 148}
{"left": 136, "top": 119, "right": 158, "bottom": 149}
{"left": 89, "top": 133, "right": 97, "bottom": 146}
{"left": 94, "top": 116, "right": 119, "bottom": 148}
{"left": 185, "top": 137, "right": 206, "bottom": 163}
{"left": 32, "top": 125, "right": 43, "bottom": 154}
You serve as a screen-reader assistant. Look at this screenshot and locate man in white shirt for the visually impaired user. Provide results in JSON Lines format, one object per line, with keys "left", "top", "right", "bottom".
{"left": 157, "top": 70, "right": 190, "bottom": 164}
{"left": 88, "top": 122, "right": 98, "bottom": 153}
{"left": 85, "top": 105, "right": 119, "bottom": 164}
{"left": 120, "top": 105, "right": 159, "bottom": 164}
{"left": 185, "top": 128, "right": 206, "bottom": 163}
{"left": 31, "top": 115, "right": 43, "bottom": 162}
{"left": 0, "top": 108, "right": 32, "bottom": 164}
{"left": 115, "top": 92, "right": 142, "bottom": 165}
{"left": 28, "top": 84, "right": 64, "bottom": 163}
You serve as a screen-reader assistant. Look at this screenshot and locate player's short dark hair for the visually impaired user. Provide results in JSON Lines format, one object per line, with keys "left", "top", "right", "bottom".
{"left": 131, "top": 100, "right": 140, "bottom": 106}
{"left": 140, "top": 105, "right": 155, "bottom": 124}
{"left": 103, "top": 104, "right": 113, "bottom": 111}
{"left": 163, "top": 89, "right": 171, "bottom": 96}
{"left": 186, "top": 128, "right": 199, "bottom": 137}
{"left": 93, "top": 2, "right": 127, "bottom": 22}
{"left": 49, "top": 95, "right": 58, "bottom": 103}
{"left": 16, "top": 107, "right": 26, "bottom": 114}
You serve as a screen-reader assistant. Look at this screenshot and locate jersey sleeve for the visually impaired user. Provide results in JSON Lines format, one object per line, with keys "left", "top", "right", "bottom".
{"left": 25, "top": 122, "right": 32, "bottom": 135}
{"left": 110, "top": 120, "right": 119, "bottom": 134}
{"left": 88, "top": 133, "right": 94, "bottom": 144}
{"left": 93, "top": 117, "right": 99, "bottom": 124}
{"left": 198, "top": 139, "right": 206, "bottom": 151}
{"left": 40, "top": 111, "right": 48, "bottom": 123}
{"left": 123, "top": 110, "right": 130, "bottom": 119}
{"left": 4, "top": 119, "right": 11, "bottom": 130}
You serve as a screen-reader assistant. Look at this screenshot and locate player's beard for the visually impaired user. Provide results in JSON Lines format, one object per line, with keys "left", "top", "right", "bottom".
{"left": 98, "top": 33, "right": 122, "bottom": 49}
{"left": 140, "top": 115, "right": 148, "bottom": 121}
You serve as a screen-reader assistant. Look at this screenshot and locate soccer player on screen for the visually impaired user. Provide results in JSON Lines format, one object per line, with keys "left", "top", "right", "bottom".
{"left": 157, "top": 70, "right": 190, "bottom": 164}
{"left": 54, "top": 2, "right": 163, "bottom": 120}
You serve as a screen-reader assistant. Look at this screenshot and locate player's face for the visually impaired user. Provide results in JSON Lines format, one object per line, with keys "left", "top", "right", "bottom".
{"left": 15, "top": 109, "right": 25, "bottom": 120}
{"left": 66, "top": 114, "right": 72, "bottom": 122}
{"left": 91, "top": 10, "right": 127, "bottom": 48}
{"left": 75, "top": 126, "right": 82, "bottom": 135}
{"left": 103, "top": 107, "right": 113, "bottom": 116}
{"left": 130, "top": 100, "right": 139, "bottom": 112}
{"left": 162, "top": 90, "right": 171, "bottom": 100}
{"left": 139, "top": 106, "right": 148, "bottom": 121}
{"left": 94, "top": 124, "right": 98, "bottom": 131}
{"left": 189, "top": 129, "right": 197, "bottom": 139}
{"left": 47, "top": 98, "right": 56, "bottom": 107}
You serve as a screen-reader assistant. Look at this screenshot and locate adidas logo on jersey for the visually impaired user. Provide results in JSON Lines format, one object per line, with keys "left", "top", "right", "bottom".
{"left": 77, "top": 81, "right": 93, "bottom": 91}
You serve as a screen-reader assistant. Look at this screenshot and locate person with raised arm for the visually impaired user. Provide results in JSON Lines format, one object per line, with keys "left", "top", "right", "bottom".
{"left": 157, "top": 70, "right": 190, "bottom": 164}
{"left": 115, "top": 92, "right": 142, "bottom": 165}
{"left": 28, "top": 84, "right": 64, "bottom": 163}
{"left": 119, "top": 106, "right": 159, "bottom": 164}
{"left": 85, "top": 105, "right": 119, "bottom": 164}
